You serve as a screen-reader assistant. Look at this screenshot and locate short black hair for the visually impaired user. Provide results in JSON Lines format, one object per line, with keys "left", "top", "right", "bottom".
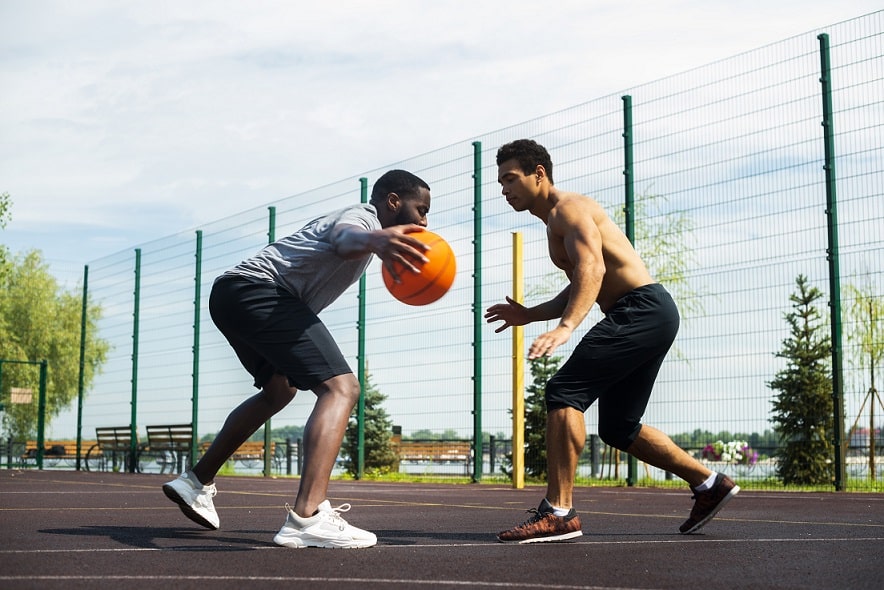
{"left": 370, "top": 170, "right": 430, "bottom": 204}
{"left": 496, "top": 139, "right": 554, "bottom": 185}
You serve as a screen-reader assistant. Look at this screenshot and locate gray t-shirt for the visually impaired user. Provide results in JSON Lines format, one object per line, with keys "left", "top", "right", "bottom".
{"left": 223, "top": 203, "right": 381, "bottom": 313}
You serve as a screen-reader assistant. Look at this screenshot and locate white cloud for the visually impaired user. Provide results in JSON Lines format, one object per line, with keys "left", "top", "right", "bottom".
{"left": 1, "top": 0, "right": 880, "bottom": 276}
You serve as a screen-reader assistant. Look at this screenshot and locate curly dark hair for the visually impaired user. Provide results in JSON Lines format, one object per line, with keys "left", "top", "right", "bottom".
{"left": 496, "top": 139, "right": 554, "bottom": 185}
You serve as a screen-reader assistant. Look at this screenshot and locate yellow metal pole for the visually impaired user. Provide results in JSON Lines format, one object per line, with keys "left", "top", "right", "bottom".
{"left": 512, "top": 232, "right": 525, "bottom": 489}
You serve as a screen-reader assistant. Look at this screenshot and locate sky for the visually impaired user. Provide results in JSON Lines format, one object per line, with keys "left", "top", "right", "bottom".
{"left": 2, "top": 0, "right": 881, "bottom": 286}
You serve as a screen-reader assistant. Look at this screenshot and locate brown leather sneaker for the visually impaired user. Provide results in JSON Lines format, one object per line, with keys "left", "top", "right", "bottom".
{"left": 679, "top": 473, "right": 740, "bottom": 534}
{"left": 497, "top": 498, "right": 583, "bottom": 544}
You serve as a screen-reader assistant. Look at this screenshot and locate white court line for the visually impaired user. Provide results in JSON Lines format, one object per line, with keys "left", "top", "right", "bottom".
{"left": 1, "top": 536, "right": 882, "bottom": 554}
{"left": 0, "top": 576, "right": 647, "bottom": 590}
{"left": 0, "top": 490, "right": 160, "bottom": 494}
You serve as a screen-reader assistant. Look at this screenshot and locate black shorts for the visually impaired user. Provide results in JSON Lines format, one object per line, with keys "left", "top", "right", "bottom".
{"left": 208, "top": 275, "right": 353, "bottom": 390}
{"left": 545, "top": 283, "right": 680, "bottom": 449}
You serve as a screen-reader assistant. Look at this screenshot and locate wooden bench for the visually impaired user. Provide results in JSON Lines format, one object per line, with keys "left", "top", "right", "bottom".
{"left": 20, "top": 440, "right": 96, "bottom": 468}
{"left": 86, "top": 426, "right": 140, "bottom": 472}
{"left": 144, "top": 424, "right": 193, "bottom": 474}
{"left": 232, "top": 441, "right": 266, "bottom": 467}
{"left": 395, "top": 440, "right": 473, "bottom": 463}
{"left": 199, "top": 440, "right": 278, "bottom": 469}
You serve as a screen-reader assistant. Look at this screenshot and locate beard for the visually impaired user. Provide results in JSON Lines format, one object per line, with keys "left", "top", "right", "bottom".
{"left": 395, "top": 208, "right": 419, "bottom": 226}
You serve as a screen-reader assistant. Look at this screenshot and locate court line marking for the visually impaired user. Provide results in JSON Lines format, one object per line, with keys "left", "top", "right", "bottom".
{"left": 0, "top": 576, "right": 641, "bottom": 590}
{"left": 1, "top": 536, "right": 882, "bottom": 555}
{"left": 5, "top": 477, "right": 882, "bottom": 505}
{"left": 2, "top": 503, "right": 882, "bottom": 530}
{"left": 4, "top": 478, "right": 882, "bottom": 530}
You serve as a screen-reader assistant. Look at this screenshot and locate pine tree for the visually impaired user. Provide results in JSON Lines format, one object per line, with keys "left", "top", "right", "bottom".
{"left": 502, "top": 354, "right": 561, "bottom": 480}
{"left": 342, "top": 371, "right": 397, "bottom": 477}
{"left": 769, "top": 274, "right": 835, "bottom": 485}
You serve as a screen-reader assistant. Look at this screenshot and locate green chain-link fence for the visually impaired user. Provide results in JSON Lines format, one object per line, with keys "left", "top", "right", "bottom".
{"left": 8, "top": 12, "right": 882, "bottom": 490}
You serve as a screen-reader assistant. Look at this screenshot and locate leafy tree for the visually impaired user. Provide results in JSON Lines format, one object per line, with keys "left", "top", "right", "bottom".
{"left": 265, "top": 423, "right": 305, "bottom": 443}
{"left": 0, "top": 249, "right": 110, "bottom": 440}
{"left": 769, "top": 274, "right": 835, "bottom": 485}
{"left": 843, "top": 283, "right": 883, "bottom": 391}
{"left": 406, "top": 429, "right": 462, "bottom": 440}
{"left": 0, "top": 192, "right": 10, "bottom": 276}
{"left": 843, "top": 283, "right": 883, "bottom": 455}
{"left": 341, "top": 371, "right": 397, "bottom": 477}
{"left": 0, "top": 192, "right": 9, "bottom": 221}
{"left": 613, "top": 192, "right": 703, "bottom": 319}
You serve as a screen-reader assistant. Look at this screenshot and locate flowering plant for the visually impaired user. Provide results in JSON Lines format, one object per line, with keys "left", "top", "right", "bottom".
{"left": 701, "top": 440, "right": 758, "bottom": 465}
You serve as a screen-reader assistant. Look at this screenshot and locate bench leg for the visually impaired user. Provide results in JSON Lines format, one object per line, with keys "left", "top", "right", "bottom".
{"left": 85, "top": 444, "right": 104, "bottom": 472}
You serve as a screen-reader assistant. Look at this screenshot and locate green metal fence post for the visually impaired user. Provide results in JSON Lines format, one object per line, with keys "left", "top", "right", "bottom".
{"left": 130, "top": 249, "right": 142, "bottom": 472}
{"left": 36, "top": 360, "right": 48, "bottom": 470}
{"left": 191, "top": 231, "right": 202, "bottom": 468}
{"left": 622, "top": 94, "right": 638, "bottom": 487}
{"left": 76, "top": 265, "right": 88, "bottom": 470}
{"left": 268, "top": 207, "right": 276, "bottom": 243}
{"left": 818, "top": 33, "right": 846, "bottom": 490}
{"left": 0, "top": 359, "right": 48, "bottom": 468}
{"left": 357, "top": 177, "right": 369, "bottom": 480}
{"left": 472, "top": 141, "right": 483, "bottom": 482}
{"left": 263, "top": 208, "right": 276, "bottom": 477}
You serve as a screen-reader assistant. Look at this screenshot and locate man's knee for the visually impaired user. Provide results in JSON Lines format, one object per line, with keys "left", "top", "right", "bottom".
{"left": 317, "top": 374, "right": 361, "bottom": 407}
{"left": 598, "top": 421, "right": 642, "bottom": 452}
{"left": 260, "top": 374, "right": 297, "bottom": 410}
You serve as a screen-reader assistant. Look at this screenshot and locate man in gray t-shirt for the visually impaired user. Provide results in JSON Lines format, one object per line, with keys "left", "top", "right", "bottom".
{"left": 163, "top": 170, "right": 432, "bottom": 548}
{"left": 225, "top": 204, "right": 384, "bottom": 314}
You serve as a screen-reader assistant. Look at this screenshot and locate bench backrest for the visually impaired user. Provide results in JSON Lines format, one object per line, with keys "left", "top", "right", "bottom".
{"left": 198, "top": 440, "right": 274, "bottom": 457}
{"left": 95, "top": 426, "right": 136, "bottom": 451}
{"left": 22, "top": 440, "right": 93, "bottom": 458}
{"left": 396, "top": 440, "right": 472, "bottom": 460}
{"left": 146, "top": 424, "right": 193, "bottom": 451}
{"left": 44, "top": 441, "right": 93, "bottom": 456}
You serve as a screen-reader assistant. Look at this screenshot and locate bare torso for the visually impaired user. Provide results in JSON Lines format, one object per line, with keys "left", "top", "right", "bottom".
{"left": 546, "top": 190, "right": 654, "bottom": 313}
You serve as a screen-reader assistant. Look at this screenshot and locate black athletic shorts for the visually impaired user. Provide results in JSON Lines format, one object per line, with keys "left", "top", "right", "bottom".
{"left": 208, "top": 274, "right": 353, "bottom": 391}
{"left": 545, "top": 283, "right": 680, "bottom": 449}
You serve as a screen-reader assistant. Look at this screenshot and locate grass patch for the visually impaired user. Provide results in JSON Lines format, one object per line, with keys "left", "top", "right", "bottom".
{"left": 218, "top": 469, "right": 882, "bottom": 492}
{"left": 217, "top": 461, "right": 237, "bottom": 476}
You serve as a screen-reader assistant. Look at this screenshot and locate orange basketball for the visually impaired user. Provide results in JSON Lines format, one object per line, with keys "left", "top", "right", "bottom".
{"left": 382, "top": 230, "right": 456, "bottom": 306}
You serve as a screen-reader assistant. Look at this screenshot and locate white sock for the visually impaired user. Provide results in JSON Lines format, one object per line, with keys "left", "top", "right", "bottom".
{"left": 552, "top": 506, "right": 571, "bottom": 517}
{"left": 695, "top": 472, "right": 718, "bottom": 492}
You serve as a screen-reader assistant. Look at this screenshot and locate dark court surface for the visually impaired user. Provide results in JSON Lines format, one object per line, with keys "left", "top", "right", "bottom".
{"left": 1, "top": 470, "right": 882, "bottom": 590}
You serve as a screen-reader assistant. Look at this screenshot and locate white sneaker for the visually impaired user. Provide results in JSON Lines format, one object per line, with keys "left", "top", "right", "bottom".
{"left": 273, "top": 500, "right": 377, "bottom": 549}
{"left": 162, "top": 472, "right": 220, "bottom": 530}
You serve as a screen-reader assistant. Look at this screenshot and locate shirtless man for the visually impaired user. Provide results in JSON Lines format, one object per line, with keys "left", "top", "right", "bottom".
{"left": 486, "top": 139, "right": 738, "bottom": 543}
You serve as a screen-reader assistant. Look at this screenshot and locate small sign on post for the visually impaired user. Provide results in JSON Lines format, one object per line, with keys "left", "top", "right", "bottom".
{"left": 10, "top": 387, "right": 33, "bottom": 404}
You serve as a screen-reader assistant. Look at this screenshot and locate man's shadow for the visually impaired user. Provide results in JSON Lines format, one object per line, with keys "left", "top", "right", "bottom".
{"left": 40, "top": 525, "right": 273, "bottom": 551}
{"left": 372, "top": 529, "right": 496, "bottom": 545}
{"left": 42, "top": 525, "right": 509, "bottom": 549}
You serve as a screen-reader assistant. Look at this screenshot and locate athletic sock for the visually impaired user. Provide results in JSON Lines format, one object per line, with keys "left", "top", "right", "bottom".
{"left": 551, "top": 506, "right": 571, "bottom": 517}
{"left": 694, "top": 472, "right": 718, "bottom": 492}
{"left": 185, "top": 471, "right": 205, "bottom": 487}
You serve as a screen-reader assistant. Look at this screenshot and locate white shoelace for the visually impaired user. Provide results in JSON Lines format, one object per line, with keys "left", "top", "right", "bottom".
{"left": 286, "top": 502, "right": 352, "bottom": 522}
{"left": 324, "top": 502, "right": 352, "bottom": 514}
{"left": 320, "top": 503, "right": 353, "bottom": 529}
{"left": 194, "top": 486, "right": 216, "bottom": 508}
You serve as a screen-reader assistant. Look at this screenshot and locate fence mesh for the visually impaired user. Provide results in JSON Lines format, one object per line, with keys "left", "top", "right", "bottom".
{"left": 13, "top": 12, "right": 883, "bottom": 488}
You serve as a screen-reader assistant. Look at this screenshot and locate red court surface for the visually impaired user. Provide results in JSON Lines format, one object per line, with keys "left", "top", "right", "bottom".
{"left": 1, "top": 470, "right": 882, "bottom": 589}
